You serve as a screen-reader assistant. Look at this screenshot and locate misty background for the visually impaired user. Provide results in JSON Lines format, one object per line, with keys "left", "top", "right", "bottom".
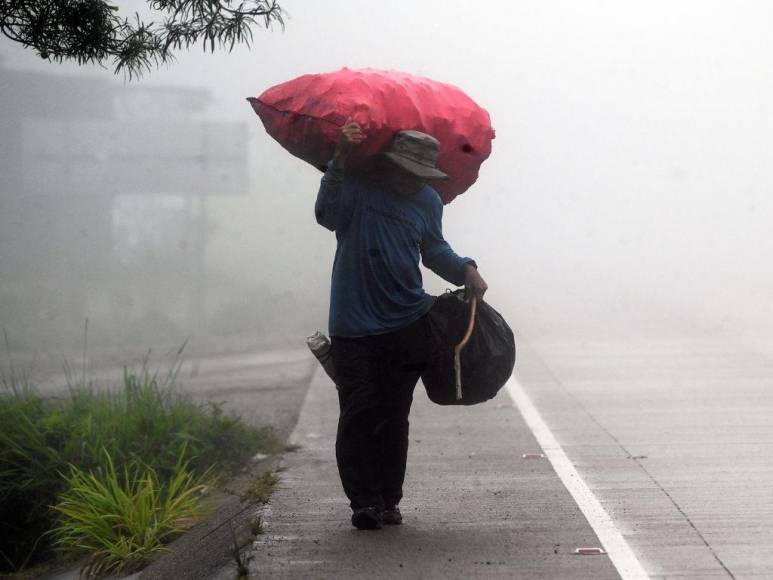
{"left": 2, "top": 0, "right": 772, "bottom": 370}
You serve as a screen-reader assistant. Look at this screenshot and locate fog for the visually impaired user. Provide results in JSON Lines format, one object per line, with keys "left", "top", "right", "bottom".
{"left": 2, "top": 0, "right": 772, "bottom": 370}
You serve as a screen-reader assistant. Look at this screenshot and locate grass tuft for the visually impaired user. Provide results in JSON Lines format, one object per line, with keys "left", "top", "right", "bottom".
{"left": 52, "top": 448, "right": 213, "bottom": 578}
{"left": 229, "top": 523, "right": 252, "bottom": 579}
{"left": 243, "top": 469, "right": 281, "bottom": 504}
{"left": 249, "top": 516, "right": 264, "bottom": 536}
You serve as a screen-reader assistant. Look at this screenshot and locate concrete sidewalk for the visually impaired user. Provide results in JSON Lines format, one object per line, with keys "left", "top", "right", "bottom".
{"left": 247, "top": 367, "right": 622, "bottom": 579}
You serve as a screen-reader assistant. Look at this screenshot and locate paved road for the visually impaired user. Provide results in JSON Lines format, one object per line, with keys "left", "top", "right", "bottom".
{"left": 247, "top": 366, "right": 620, "bottom": 579}
{"left": 244, "top": 329, "right": 773, "bottom": 579}
{"left": 32, "top": 329, "right": 773, "bottom": 578}
{"left": 517, "top": 333, "right": 773, "bottom": 579}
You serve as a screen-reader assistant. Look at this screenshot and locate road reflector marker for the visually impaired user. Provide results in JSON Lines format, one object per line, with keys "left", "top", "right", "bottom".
{"left": 522, "top": 453, "right": 546, "bottom": 459}
{"left": 574, "top": 547, "right": 607, "bottom": 555}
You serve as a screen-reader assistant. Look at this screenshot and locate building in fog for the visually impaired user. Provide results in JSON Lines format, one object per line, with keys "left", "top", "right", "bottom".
{"left": 0, "top": 59, "right": 247, "bottom": 345}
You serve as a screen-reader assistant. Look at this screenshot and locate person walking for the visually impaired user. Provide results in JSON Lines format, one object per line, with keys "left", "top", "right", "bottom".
{"left": 315, "top": 119, "right": 488, "bottom": 530}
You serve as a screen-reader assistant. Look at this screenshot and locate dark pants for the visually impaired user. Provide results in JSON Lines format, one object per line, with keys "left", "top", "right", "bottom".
{"left": 331, "top": 315, "right": 429, "bottom": 511}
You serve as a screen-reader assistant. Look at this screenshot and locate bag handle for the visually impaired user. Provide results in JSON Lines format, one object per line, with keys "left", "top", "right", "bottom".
{"left": 453, "top": 295, "right": 478, "bottom": 400}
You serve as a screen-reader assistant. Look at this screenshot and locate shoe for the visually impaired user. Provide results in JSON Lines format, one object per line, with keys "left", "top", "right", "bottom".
{"left": 351, "top": 506, "right": 383, "bottom": 530}
{"left": 381, "top": 506, "right": 402, "bottom": 525}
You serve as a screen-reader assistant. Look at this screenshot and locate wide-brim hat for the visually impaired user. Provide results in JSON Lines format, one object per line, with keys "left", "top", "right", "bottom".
{"left": 383, "top": 130, "right": 449, "bottom": 180}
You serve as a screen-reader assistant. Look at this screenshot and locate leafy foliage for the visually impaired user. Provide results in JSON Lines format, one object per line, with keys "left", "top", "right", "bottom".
{"left": 0, "top": 0, "right": 284, "bottom": 78}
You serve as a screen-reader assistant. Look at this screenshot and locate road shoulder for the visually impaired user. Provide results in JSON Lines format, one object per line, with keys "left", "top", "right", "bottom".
{"left": 248, "top": 365, "right": 622, "bottom": 579}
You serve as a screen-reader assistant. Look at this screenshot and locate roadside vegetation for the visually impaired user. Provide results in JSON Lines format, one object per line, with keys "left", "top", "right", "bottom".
{"left": 243, "top": 469, "right": 282, "bottom": 504}
{"left": 227, "top": 469, "right": 283, "bottom": 580}
{"left": 0, "top": 349, "right": 287, "bottom": 577}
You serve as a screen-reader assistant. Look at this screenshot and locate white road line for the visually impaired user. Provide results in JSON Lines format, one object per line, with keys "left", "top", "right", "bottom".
{"left": 505, "top": 376, "right": 650, "bottom": 580}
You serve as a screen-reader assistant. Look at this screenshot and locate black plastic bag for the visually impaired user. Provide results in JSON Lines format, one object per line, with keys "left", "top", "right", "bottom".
{"left": 422, "top": 290, "right": 516, "bottom": 405}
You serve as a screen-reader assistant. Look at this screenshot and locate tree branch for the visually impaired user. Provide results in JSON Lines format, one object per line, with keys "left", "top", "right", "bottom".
{"left": 0, "top": 0, "right": 284, "bottom": 79}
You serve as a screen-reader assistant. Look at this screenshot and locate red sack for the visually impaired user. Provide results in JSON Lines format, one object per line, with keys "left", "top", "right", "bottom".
{"left": 247, "top": 68, "right": 494, "bottom": 204}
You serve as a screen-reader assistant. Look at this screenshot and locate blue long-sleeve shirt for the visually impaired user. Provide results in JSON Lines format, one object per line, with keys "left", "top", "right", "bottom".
{"left": 315, "top": 163, "right": 474, "bottom": 337}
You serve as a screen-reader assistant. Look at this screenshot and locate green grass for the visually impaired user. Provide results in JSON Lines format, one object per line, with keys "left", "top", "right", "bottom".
{"left": 243, "top": 469, "right": 281, "bottom": 504}
{"left": 0, "top": 372, "right": 68, "bottom": 572}
{"left": 249, "top": 516, "right": 264, "bottom": 536}
{"left": 52, "top": 449, "right": 212, "bottom": 578}
{"left": 228, "top": 523, "right": 252, "bottom": 579}
{"left": 0, "top": 352, "right": 286, "bottom": 575}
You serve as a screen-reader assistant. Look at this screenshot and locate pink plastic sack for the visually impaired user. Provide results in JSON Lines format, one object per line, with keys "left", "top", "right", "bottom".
{"left": 247, "top": 68, "right": 494, "bottom": 204}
